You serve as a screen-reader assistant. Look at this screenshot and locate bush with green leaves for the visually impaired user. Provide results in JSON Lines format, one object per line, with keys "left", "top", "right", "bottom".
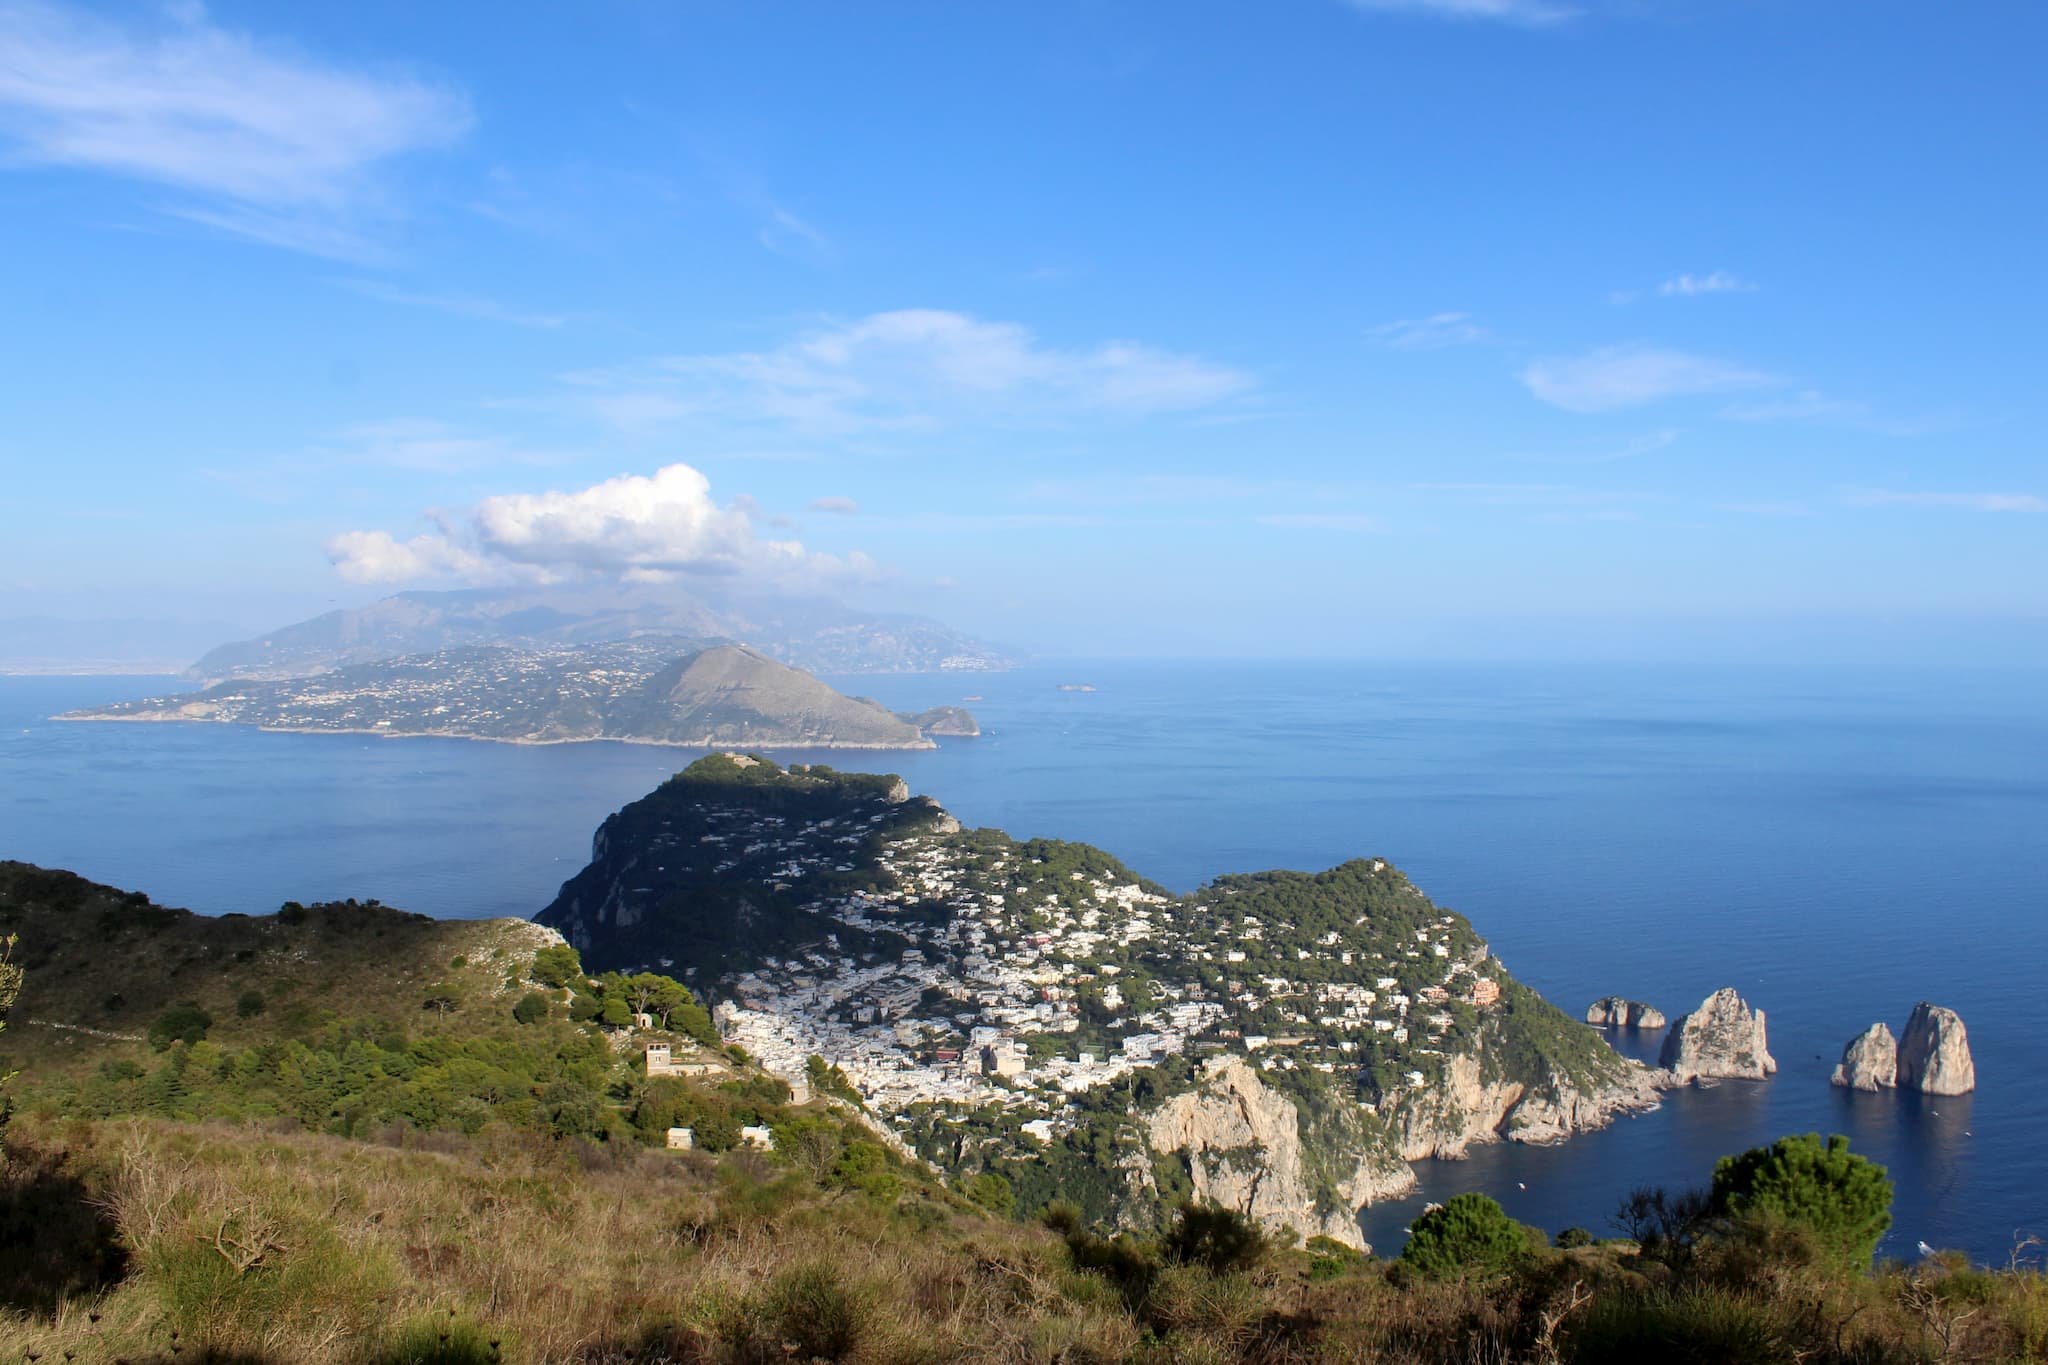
{"left": 1400, "top": 1192, "right": 1531, "bottom": 1279}
{"left": 1710, "top": 1131, "right": 1893, "bottom": 1268}
{"left": 511, "top": 992, "right": 549, "bottom": 1025}
{"left": 147, "top": 1002, "right": 213, "bottom": 1050}
{"left": 528, "top": 943, "right": 584, "bottom": 990}
{"left": 1160, "top": 1200, "right": 1269, "bottom": 1275}
{"left": 234, "top": 989, "right": 265, "bottom": 1019}
{"left": 964, "top": 1172, "right": 1016, "bottom": 1217}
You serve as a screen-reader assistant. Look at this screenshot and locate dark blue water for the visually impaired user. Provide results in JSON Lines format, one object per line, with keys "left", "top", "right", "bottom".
{"left": 3, "top": 663, "right": 2044, "bottom": 1263}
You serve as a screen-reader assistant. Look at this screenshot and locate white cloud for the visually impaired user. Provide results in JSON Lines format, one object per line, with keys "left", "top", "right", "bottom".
{"left": 1521, "top": 344, "right": 1774, "bottom": 412}
{"left": 1507, "top": 429, "right": 1678, "bottom": 464}
{"left": 1659, "top": 270, "right": 1755, "bottom": 297}
{"left": 1366, "top": 312, "right": 1489, "bottom": 350}
{"left": 1847, "top": 489, "right": 2047, "bottom": 514}
{"left": 340, "top": 280, "right": 565, "bottom": 328}
{"left": 330, "top": 419, "right": 574, "bottom": 473}
{"left": 560, "top": 309, "right": 1254, "bottom": 435}
{"left": 0, "top": 1, "right": 469, "bottom": 256}
{"left": 1345, "top": 0, "right": 1578, "bottom": 24}
{"left": 809, "top": 496, "right": 859, "bottom": 515}
{"left": 1256, "top": 513, "right": 1385, "bottom": 533}
{"left": 328, "top": 463, "right": 878, "bottom": 587}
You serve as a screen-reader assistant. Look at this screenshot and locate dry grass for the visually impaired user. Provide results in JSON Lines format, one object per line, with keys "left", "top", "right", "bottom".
{"left": 3, "top": 1116, "right": 2046, "bottom": 1364}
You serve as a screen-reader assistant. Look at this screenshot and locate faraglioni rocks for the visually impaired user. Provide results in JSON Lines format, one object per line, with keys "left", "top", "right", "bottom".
{"left": 1831, "top": 1022, "right": 1898, "bottom": 1091}
{"left": 1660, "top": 987, "right": 1776, "bottom": 1084}
{"left": 1586, "top": 997, "right": 1667, "bottom": 1029}
{"left": 1897, "top": 1003, "right": 1976, "bottom": 1095}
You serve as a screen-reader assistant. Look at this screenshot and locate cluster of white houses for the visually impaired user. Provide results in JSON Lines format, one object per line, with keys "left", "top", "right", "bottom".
{"left": 691, "top": 825, "right": 1506, "bottom": 1143}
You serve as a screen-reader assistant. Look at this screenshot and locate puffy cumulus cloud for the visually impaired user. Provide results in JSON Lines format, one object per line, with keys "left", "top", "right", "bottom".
{"left": 1521, "top": 344, "right": 1774, "bottom": 413}
{"left": 328, "top": 463, "right": 878, "bottom": 588}
{"left": 562, "top": 309, "right": 1254, "bottom": 435}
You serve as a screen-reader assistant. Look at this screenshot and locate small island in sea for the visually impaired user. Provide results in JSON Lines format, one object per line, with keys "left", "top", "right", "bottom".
{"left": 58, "top": 641, "right": 978, "bottom": 750}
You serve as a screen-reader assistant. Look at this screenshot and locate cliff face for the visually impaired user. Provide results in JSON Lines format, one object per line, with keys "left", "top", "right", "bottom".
{"left": 1391, "top": 1048, "right": 1664, "bottom": 1159}
{"left": 1831, "top": 1023, "right": 1898, "bottom": 1091}
{"left": 1660, "top": 988, "right": 1776, "bottom": 1083}
{"left": 1898, "top": 1003, "right": 1975, "bottom": 1095}
{"left": 1586, "top": 997, "right": 1667, "bottom": 1029}
{"left": 1148, "top": 1057, "right": 1414, "bottom": 1250}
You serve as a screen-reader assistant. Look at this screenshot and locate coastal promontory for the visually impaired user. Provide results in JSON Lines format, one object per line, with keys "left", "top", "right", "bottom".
{"left": 537, "top": 754, "right": 1662, "bottom": 1245}
{"left": 60, "top": 641, "right": 976, "bottom": 751}
{"left": 1660, "top": 987, "right": 1776, "bottom": 1084}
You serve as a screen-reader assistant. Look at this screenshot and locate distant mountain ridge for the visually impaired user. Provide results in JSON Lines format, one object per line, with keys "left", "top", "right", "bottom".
{"left": 188, "top": 585, "right": 1012, "bottom": 681}
{"left": 61, "top": 641, "right": 978, "bottom": 750}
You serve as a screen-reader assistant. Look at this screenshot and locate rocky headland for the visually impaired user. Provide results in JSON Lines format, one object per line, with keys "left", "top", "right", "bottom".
{"left": 1660, "top": 987, "right": 1776, "bottom": 1084}
{"left": 61, "top": 642, "right": 977, "bottom": 751}
{"left": 538, "top": 755, "right": 1664, "bottom": 1246}
{"left": 1585, "top": 996, "right": 1667, "bottom": 1029}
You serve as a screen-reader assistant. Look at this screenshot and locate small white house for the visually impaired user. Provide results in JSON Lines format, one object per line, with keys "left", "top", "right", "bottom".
{"left": 740, "top": 1124, "right": 776, "bottom": 1151}
{"left": 666, "top": 1127, "right": 694, "bottom": 1151}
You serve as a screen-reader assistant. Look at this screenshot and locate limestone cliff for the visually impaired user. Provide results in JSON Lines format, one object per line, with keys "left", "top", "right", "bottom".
{"left": 1831, "top": 1023, "right": 1898, "bottom": 1091}
{"left": 1586, "top": 997, "right": 1667, "bottom": 1029}
{"left": 1147, "top": 1057, "right": 1414, "bottom": 1250}
{"left": 1660, "top": 988, "right": 1776, "bottom": 1083}
{"left": 1390, "top": 1048, "right": 1665, "bottom": 1160}
{"left": 1898, "top": 1003, "right": 1975, "bottom": 1095}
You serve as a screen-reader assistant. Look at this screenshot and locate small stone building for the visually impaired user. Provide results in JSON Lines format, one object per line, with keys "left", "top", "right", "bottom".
{"left": 666, "top": 1127, "right": 694, "bottom": 1150}
{"left": 740, "top": 1124, "right": 776, "bottom": 1151}
{"left": 646, "top": 1042, "right": 679, "bottom": 1077}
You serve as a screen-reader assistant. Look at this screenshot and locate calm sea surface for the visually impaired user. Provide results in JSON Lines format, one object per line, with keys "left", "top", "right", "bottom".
{"left": 3, "top": 662, "right": 2044, "bottom": 1262}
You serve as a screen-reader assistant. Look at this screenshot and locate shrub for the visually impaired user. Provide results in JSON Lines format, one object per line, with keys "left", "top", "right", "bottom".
{"left": 528, "top": 943, "right": 583, "bottom": 989}
{"left": 511, "top": 992, "right": 548, "bottom": 1025}
{"left": 148, "top": 1002, "right": 213, "bottom": 1050}
{"left": 966, "top": 1171, "right": 1017, "bottom": 1217}
{"left": 1568, "top": 1284, "right": 1791, "bottom": 1365}
{"left": 755, "top": 1261, "right": 883, "bottom": 1361}
{"left": 1161, "top": 1200, "right": 1269, "bottom": 1275}
{"left": 1556, "top": 1225, "right": 1595, "bottom": 1249}
{"left": 379, "top": 1310, "right": 502, "bottom": 1363}
{"left": 1400, "top": 1193, "right": 1530, "bottom": 1280}
{"left": 234, "top": 990, "right": 266, "bottom": 1019}
{"left": 1711, "top": 1132, "right": 1893, "bottom": 1269}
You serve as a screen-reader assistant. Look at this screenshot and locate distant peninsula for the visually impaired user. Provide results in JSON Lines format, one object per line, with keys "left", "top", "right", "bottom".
{"left": 59, "top": 641, "right": 977, "bottom": 751}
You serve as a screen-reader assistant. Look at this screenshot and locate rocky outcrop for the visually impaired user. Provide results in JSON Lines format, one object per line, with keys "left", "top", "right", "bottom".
{"left": 1898, "top": 1003, "right": 1975, "bottom": 1095}
{"left": 1660, "top": 988, "right": 1776, "bottom": 1084}
{"left": 1391, "top": 1049, "right": 1665, "bottom": 1160}
{"left": 1147, "top": 1056, "right": 1414, "bottom": 1250}
{"left": 1831, "top": 1023, "right": 1898, "bottom": 1091}
{"left": 1586, "top": 997, "right": 1667, "bottom": 1029}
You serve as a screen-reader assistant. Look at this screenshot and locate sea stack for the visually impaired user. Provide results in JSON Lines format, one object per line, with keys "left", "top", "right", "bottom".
{"left": 1897, "top": 1003, "right": 1975, "bottom": 1095}
{"left": 1660, "top": 987, "right": 1776, "bottom": 1084}
{"left": 1831, "top": 1022, "right": 1898, "bottom": 1091}
{"left": 1586, "top": 996, "right": 1667, "bottom": 1029}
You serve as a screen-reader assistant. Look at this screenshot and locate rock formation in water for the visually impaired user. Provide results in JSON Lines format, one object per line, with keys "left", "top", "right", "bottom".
{"left": 1586, "top": 996, "right": 1667, "bottom": 1029}
{"left": 1831, "top": 1022, "right": 1898, "bottom": 1091}
{"left": 1659, "top": 987, "right": 1776, "bottom": 1083}
{"left": 1897, "top": 1002, "right": 1975, "bottom": 1095}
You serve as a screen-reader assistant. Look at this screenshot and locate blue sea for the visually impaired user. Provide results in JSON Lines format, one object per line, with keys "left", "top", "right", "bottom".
{"left": 4, "top": 662, "right": 2045, "bottom": 1263}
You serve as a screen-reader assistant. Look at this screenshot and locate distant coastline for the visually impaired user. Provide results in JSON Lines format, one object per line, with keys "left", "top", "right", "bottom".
{"left": 53, "top": 712, "right": 940, "bottom": 751}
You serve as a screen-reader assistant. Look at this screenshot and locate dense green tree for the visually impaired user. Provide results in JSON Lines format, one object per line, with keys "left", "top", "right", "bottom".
{"left": 1711, "top": 1132, "right": 1893, "bottom": 1268}
{"left": 529, "top": 943, "right": 584, "bottom": 989}
{"left": 511, "top": 992, "right": 549, "bottom": 1025}
{"left": 147, "top": 1002, "right": 213, "bottom": 1050}
{"left": 965, "top": 1172, "right": 1016, "bottom": 1217}
{"left": 621, "top": 972, "right": 693, "bottom": 1026}
{"left": 1401, "top": 1193, "right": 1530, "bottom": 1279}
{"left": 234, "top": 989, "right": 266, "bottom": 1019}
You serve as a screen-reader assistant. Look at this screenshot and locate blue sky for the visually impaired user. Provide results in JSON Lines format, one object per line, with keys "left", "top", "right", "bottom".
{"left": 2, "top": 0, "right": 2043, "bottom": 662}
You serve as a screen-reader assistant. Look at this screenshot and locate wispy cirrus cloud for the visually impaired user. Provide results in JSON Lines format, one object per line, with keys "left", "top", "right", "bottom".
{"left": 1508, "top": 429, "right": 1679, "bottom": 465}
{"left": 1345, "top": 0, "right": 1578, "bottom": 24}
{"left": 1660, "top": 270, "right": 1755, "bottom": 297}
{"left": 808, "top": 495, "right": 859, "bottom": 515}
{"left": 1367, "top": 311, "right": 1490, "bottom": 350}
{"left": 0, "top": 0, "right": 470, "bottom": 258}
{"left": 557, "top": 309, "right": 1255, "bottom": 436}
{"left": 1256, "top": 513, "right": 1385, "bottom": 533}
{"left": 1521, "top": 344, "right": 1775, "bottom": 413}
{"left": 339, "top": 279, "right": 565, "bottom": 328}
{"left": 1846, "top": 489, "right": 2047, "bottom": 514}
{"left": 329, "top": 463, "right": 879, "bottom": 588}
